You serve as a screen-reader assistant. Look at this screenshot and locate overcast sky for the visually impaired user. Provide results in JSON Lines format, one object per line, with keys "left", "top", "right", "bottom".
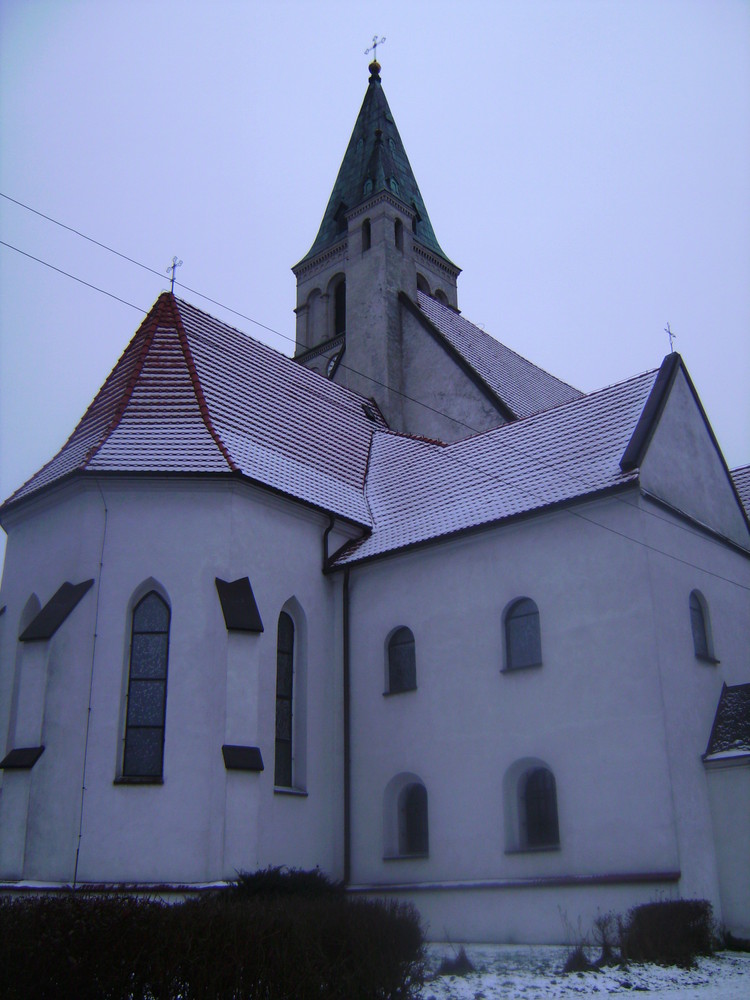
{"left": 1, "top": 0, "right": 748, "bottom": 542}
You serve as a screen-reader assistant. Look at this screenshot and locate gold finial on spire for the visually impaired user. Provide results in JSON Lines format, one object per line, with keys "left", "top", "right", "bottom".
{"left": 365, "top": 34, "right": 385, "bottom": 75}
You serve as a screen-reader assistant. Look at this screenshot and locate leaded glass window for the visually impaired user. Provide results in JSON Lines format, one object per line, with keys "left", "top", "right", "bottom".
{"left": 275, "top": 611, "right": 294, "bottom": 787}
{"left": 522, "top": 767, "right": 559, "bottom": 848}
{"left": 505, "top": 598, "right": 542, "bottom": 670}
{"left": 690, "top": 591, "right": 711, "bottom": 659}
{"left": 388, "top": 627, "right": 416, "bottom": 693}
{"left": 399, "top": 782, "right": 428, "bottom": 855}
{"left": 123, "top": 592, "right": 170, "bottom": 778}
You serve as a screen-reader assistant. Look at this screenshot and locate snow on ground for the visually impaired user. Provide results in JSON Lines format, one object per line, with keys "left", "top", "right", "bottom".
{"left": 419, "top": 944, "right": 750, "bottom": 999}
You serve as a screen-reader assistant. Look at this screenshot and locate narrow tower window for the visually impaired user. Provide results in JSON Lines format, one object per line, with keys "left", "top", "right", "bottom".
{"left": 394, "top": 218, "right": 403, "bottom": 251}
{"left": 275, "top": 611, "right": 294, "bottom": 786}
{"left": 123, "top": 592, "right": 170, "bottom": 779}
{"left": 689, "top": 590, "right": 716, "bottom": 661}
{"left": 334, "top": 279, "right": 346, "bottom": 336}
{"left": 362, "top": 218, "right": 371, "bottom": 252}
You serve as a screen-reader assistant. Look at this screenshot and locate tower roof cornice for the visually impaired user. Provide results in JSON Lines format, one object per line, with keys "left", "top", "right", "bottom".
{"left": 295, "top": 64, "right": 453, "bottom": 268}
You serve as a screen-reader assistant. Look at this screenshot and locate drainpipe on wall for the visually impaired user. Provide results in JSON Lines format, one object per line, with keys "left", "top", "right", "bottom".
{"left": 343, "top": 567, "right": 351, "bottom": 884}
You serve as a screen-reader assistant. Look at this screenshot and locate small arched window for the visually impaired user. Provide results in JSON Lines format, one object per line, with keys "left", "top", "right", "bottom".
{"left": 387, "top": 627, "right": 416, "bottom": 694}
{"left": 334, "top": 279, "right": 346, "bottom": 336}
{"left": 416, "top": 274, "right": 430, "bottom": 295}
{"left": 434, "top": 289, "right": 449, "bottom": 305}
{"left": 123, "top": 592, "right": 170, "bottom": 779}
{"left": 521, "top": 767, "right": 559, "bottom": 848}
{"left": 362, "top": 218, "right": 371, "bottom": 252}
{"left": 399, "top": 782, "right": 429, "bottom": 855}
{"left": 394, "top": 218, "right": 403, "bottom": 251}
{"left": 689, "top": 590, "right": 716, "bottom": 662}
{"left": 504, "top": 598, "right": 542, "bottom": 671}
{"left": 275, "top": 611, "right": 294, "bottom": 787}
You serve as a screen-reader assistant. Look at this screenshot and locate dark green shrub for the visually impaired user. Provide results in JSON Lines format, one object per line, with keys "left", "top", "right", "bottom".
{"left": 0, "top": 880, "right": 424, "bottom": 1000}
{"left": 230, "top": 864, "right": 343, "bottom": 899}
{"left": 619, "top": 899, "right": 714, "bottom": 968}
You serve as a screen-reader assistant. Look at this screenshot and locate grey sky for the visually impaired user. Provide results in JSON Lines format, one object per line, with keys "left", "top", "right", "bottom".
{"left": 1, "top": 0, "right": 748, "bottom": 532}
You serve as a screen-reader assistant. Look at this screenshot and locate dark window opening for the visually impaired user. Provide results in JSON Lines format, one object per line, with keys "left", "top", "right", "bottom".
{"left": 123, "top": 592, "right": 170, "bottom": 779}
{"left": 505, "top": 598, "right": 542, "bottom": 670}
{"left": 275, "top": 611, "right": 294, "bottom": 787}
{"left": 416, "top": 274, "right": 430, "bottom": 295}
{"left": 334, "top": 202, "right": 348, "bottom": 235}
{"left": 394, "top": 218, "right": 403, "bottom": 251}
{"left": 399, "top": 782, "right": 428, "bottom": 855}
{"left": 334, "top": 280, "right": 346, "bottom": 336}
{"left": 388, "top": 627, "right": 416, "bottom": 693}
{"left": 690, "top": 590, "right": 715, "bottom": 661}
{"left": 434, "top": 289, "right": 449, "bottom": 305}
{"left": 521, "top": 767, "right": 559, "bottom": 848}
{"left": 362, "top": 218, "right": 371, "bottom": 252}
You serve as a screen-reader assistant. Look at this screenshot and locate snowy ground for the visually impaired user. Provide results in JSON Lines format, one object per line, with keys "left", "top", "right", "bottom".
{"left": 419, "top": 944, "right": 750, "bottom": 999}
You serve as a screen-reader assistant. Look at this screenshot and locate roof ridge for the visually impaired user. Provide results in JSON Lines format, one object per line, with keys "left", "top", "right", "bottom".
{"left": 169, "top": 296, "right": 237, "bottom": 472}
{"left": 444, "top": 364, "right": 661, "bottom": 450}
{"left": 418, "top": 291, "right": 582, "bottom": 394}
{"left": 81, "top": 294, "right": 171, "bottom": 470}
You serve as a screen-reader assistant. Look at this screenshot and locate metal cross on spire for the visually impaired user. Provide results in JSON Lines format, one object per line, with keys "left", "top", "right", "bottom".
{"left": 365, "top": 35, "right": 386, "bottom": 61}
{"left": 167, "top": 255, "right": 183, "bottom": 293}
{"left": 665, "top": 321, "right": 676, "bottom": 353}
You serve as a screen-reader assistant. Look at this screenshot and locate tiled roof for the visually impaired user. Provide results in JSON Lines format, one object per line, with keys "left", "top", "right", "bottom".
{"left": 704, "top": 683, "right": 750, "bottom": 759}
{"left": 333, "top": 367, "right": 659, "bottom": 565}
{"left": 731, "top": 465, "right": 750, "bottom": 517}
{"left": 3, "top": 294, "right": 380, "bottom": 525}
{"left": 296, "top": 64, "right": 450, "bottom": 267}
{"left": 416, "top": 292, "right": 582, "bottom": 419}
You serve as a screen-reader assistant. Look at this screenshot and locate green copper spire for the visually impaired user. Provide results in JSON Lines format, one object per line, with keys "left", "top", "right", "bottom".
{"left": 298, "top": 61, "right": 451, "bottom": 265}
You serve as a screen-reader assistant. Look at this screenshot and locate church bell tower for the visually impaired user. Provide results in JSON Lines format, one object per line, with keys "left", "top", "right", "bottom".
{"left": 292, "top": 60, "right": 460, "bottom": 424}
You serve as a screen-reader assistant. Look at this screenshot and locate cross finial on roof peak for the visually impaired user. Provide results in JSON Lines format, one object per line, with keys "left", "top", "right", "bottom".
{"left": 365, "top": 34, "right": 385, "bottom": 77}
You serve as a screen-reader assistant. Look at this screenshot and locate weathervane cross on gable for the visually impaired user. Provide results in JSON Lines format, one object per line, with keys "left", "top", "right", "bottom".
{"left": 167, "top": 255, "right": 183, "bottom": 293}
{"left": 365, "top": 35, "right": 386, "bottom": 61}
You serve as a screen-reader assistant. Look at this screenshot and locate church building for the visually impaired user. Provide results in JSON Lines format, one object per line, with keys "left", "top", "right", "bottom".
{"left": 1, "top": 60, "right": 748, "bottom": 943}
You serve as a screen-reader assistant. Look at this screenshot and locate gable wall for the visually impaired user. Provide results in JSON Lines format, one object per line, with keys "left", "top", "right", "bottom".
{"left": 639, "top": 368, "right": 749, "bottom": 549}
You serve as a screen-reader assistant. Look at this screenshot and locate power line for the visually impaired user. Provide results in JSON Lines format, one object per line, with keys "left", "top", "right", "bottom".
{"left": 2, "top": 203, "right": 748, "bottom": 589}
{"left": 0, "top": 241, "right": 147, "bottom": 313}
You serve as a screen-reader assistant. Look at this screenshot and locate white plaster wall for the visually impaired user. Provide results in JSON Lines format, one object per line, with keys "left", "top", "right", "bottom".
{"left": 345, "top": 489, "right": 747, "bottom": 940}
{"left": 0, "top": 476, "right": 345, "bottom": 886}
{"left": 705, "top": 761, "right": 750, "bottom": 938}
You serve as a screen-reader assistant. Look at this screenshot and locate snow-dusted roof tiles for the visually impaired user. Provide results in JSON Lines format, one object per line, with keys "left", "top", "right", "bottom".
{"left": 332, "top": 367, "right": 658, "bottom": 565}
{"left": 415, "top": 292, "right": 582, "bottom": 419}
{"left": 731, "top": 464, "right": 750, "bottom": 518}
{"left": 3, "top": 294, "right": 380, "bottom": 525}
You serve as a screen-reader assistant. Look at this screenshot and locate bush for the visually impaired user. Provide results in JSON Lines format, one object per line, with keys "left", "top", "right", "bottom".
{"left": 437, "top": 946, "right": 475, "bottom": 976}
{"left": 230, "top": 864, "right": 343, "bottom": 899}
{"left": 619, "top": 899, "right": 714, "bottom": 968}
{"left": 0, "top": 878, "right": 424, "bottom": 999}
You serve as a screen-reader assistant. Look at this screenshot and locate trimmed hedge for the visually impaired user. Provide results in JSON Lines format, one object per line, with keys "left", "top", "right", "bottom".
{"left": 0, "top": 876, "right": 424, "bottom": 999}
{"left": 619, "top": 899, "right": 714, "bottom": 968}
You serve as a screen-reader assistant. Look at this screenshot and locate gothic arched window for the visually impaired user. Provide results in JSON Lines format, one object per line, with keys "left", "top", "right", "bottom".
{"left": 504, "top": 598, "right": 542, "bottom": 671}
{"left": 123, "top": 592, "right": 170, "bottom": 779}
{"left": 387, "top": 627, "right": 416, "bottom": 694}
{"left": 275, "top": 611, "right": 294, "bottom": 787}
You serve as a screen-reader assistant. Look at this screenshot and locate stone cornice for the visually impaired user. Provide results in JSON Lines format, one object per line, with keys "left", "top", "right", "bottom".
{"left": 413, "top": 242, "right": 461, "bottom": 279}
{"left": 292, "top": 241, "right": 348, "bottom": 281}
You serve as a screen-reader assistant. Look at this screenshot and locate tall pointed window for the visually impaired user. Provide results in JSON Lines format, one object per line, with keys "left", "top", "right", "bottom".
{"left": 123, "top": 592, "right": 170, "bottom": 779}
{"left": 362, "top": 218, "right": 371, "bottom": 252}
{"left": 275, "top": 611, "right": 294, "bottom": 787}
{"left": 504, "top": 598, "right": 542, "bottom": 671}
